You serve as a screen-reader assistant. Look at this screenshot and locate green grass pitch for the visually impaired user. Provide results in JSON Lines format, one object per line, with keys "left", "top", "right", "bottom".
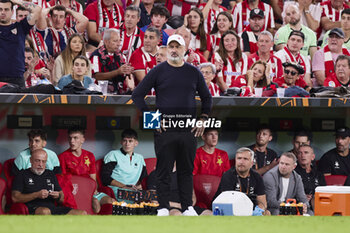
{"left": 0, "top": 216, "right": 350, "bottom": 233}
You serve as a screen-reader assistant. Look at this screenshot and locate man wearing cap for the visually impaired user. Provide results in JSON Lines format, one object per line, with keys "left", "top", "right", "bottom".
{"left": 312, "top": 28, "right": 350, "bottom": 86}
{"left": 231, "top": 0, "right": 275, "bottom": 34}
{"left": 318, "top": 127, "right": 350, "bottom": 176}
{"left": 247, "top": 31, "right": 283, "bottom": 80}
{"left": 274, "top": 4, "right": 317, "bottom": 58}
{"left": 275, "top": 31, "right": 312, "bottom": 87}
{"left": 324, "top": 55, "right": 350, "bottom": 87}
{"left": 132, "top": 34, "right": 212, "bottom": 216}
{"left": 240, "top": 8, "right": 265, "bottom": 56}
{"left": 275, "top": 62, "right": 311, "bottom": 93}
{"left": 321, "top": 9, "right": 350, "bottom": 49}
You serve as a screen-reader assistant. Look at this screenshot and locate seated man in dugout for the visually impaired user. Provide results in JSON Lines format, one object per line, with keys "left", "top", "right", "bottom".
{"left": 59, "top": 128, "right": 115, "bottom": 213}
{"left": 12, "top": 129, "right": 61, "bottom": 176}
{"left": 213, "top": 147, "right": 270, "bottom": 216}
{"left": 12, "top": 149, "right": 86, "bottom": 215}
{"left": 100, "top": 129, "right": 147, "bottom": 198}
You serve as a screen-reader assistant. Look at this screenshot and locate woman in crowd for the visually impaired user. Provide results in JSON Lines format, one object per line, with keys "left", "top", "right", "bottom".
{"left": 185, "top": 8, "right": 212, "bottom": 60}
{"left": 230, "top": 60, "right": 271, "bottom": 96}
{"left": 209, "top": 11, "right": 234, "bottom": 54}
{"left": 57, "top": 55, "right": 94, "bottom": 90}
{"left": 53, "top": 33, "right": 90, "bottom": 86}
{"left": 199, "top": 62, "right": 221, "bottom": 96}
{"left": 212, "top": 30, "right": 248, "bottom": 92}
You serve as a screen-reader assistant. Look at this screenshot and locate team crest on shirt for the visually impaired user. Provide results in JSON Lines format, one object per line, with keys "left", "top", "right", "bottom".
{"left": 216, "top": 157, "right": 223, "bottom": 166}
{"left": 28, "top": 178, "right": 34, "bottom": 185}
{"left": 328, "top": 81, "right": 336, "bottom": 87}
{"left": 235, "top": 183, "right": 240, "bottom": 190}
{"left": 315, "top": 178, "right": 319, "bottom": 186}
{"left": 84, "top": 157, "right": 91, "bottom": 167}
{"left": 11, "top": 28, "right": 17, "bottom": 35}
{"left": 334, "top": 161, "right": 340, "bottom": 169}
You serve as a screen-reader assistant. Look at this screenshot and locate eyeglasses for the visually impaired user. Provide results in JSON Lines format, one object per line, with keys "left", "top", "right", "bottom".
{"left": 284, "top": 69, "right": 297, "bottom": 76}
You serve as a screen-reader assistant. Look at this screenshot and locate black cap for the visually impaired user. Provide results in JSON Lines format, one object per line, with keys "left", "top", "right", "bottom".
{"left": 283, "top": 62, "right": 305, "bottom": 75}
{"left": 329, "top": 28, "right": 345, "bottom": 39}
{"left": 289, "top": 30, "right": 305, "bottom": 41}
{"left": 250, "top": 8, "right": 264, "bottom": 19}
{"left": 335, "top": 127, "right": 350, "bottom": 137}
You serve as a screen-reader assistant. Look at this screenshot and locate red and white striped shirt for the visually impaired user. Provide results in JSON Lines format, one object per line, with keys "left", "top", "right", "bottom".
{"left": 318, "top": 0, "right": 349, "bottom": 39}
{"left": 129, "top": 47, "right": 157, "bottom": 74}
{"left": 165, "top": 0, "right": 200, "bottom": 16}
{"left": 198, "top": 3, "right": 227, "bottom": 33}
{"left": 248, "top": 51, "right": 283, "bottom": 80}
{"left": 208, "top": 82, "right": 221, "bottom": 96}
{"left": 84, "top": 0, "right": 124, "bottom": 34}
{"left": 184, "top": 48, "right": 207, "bottom": 67}
{"left": 49, "top": 0, "right": 83, "bottom": 28}
{"left": 210, "top": 32, "right": 221, "bottom": 53}
{"left": 231, "top": 0, "right": 275, "bottom": 33}
{"left": 212, "top": 52, "right": 248, "bottom": 87}
{"left": 189, "top": 33, "right": 212, "bottom": 57}
{"left": 119, "top": 25, "right": 144, "bottom": 62}
{"left": 274, "top": 46, "right": 310, "bottom": 81}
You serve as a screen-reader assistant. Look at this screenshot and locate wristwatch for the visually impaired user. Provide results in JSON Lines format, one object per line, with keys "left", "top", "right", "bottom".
{"left": 304, "top": 10, "right": 310, "bottom": 14}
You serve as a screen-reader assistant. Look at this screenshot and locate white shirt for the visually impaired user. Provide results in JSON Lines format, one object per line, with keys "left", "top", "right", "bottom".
{"left": 279, "top": 177, "right": 290, "bottom": 202}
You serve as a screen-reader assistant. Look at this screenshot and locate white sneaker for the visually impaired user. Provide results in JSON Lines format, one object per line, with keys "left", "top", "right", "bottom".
{"left": 182, "top": 206, "right": 198, "bottom": 216}
{"left": 157, "top": 208, "right": 169, "bottom": 216}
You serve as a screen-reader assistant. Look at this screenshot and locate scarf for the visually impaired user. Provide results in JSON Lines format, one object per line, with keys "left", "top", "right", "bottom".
{"left": 98, "top": 0, "right": 123, "bottom": 34}
{"left": 324, "top": 45, "right": 350, "bottom": 77}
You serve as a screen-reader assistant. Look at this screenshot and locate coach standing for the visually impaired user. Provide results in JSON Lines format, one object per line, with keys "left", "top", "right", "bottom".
{"left": 132, "top": 34, "right": 212, "bottom": 216}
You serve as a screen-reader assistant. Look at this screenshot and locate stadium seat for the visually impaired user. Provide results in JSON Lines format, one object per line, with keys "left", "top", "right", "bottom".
{"left": 0, "top": 178, "right": 6, "bottom": 215}
{"left": 144, "top": 158, "right": 157, "bottom": 175}
{"left": 3, "top": 158, "right": 15, "bottom": 210}
{"left": 95, "top": 159, "right": 115, "bottom": 199}
{"left": 325, "top": 175, "right": 348, "bottom": 186}
{"left": 4, "top": 158, "right": 15, "bottom": 181}
{"left": 193, "top": 174, "right": 221, "bottom": 209}
{"left": 229, "top": 159, "right": 235, "bottom": 168}
{"left": 70, "top": 175, "right": 96, "bottom": 215}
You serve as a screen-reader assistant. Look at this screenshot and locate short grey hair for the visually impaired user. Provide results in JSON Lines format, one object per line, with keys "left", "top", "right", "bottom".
{"left": 103, "top": 28, "right": 120, "bottom": 41}
{"left": 145, "top": 26, "right": 161, "bottom": 39}
{"left": 236, "top": 147, "right": 254, "bottom": 161}
{"left": 258, "top": 31, "right": 273, "bottom": 42}
{"left": 281, "top": 152, "right": 297, "bottom": 164}
{"left": 198, "top": 62, "right": 216, "bottom": 74}
{"left": 125, "top": 5, "right": 141, "bottom": 18}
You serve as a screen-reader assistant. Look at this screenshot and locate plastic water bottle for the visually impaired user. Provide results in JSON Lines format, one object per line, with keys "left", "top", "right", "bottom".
{"left": 213, "top": 207, "right": 221, "bottom": 216}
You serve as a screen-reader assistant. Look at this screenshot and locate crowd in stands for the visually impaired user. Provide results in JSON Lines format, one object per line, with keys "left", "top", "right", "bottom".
{"left": 2, "top": 0, "right": 350, "bottom": 96}
{"left": 2, "top": 125, "right": 350, "bottom": 215}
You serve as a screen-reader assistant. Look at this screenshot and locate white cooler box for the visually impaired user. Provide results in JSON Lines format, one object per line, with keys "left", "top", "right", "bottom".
{"left": 212, "top": 191, "right": 253, "bottom": 216}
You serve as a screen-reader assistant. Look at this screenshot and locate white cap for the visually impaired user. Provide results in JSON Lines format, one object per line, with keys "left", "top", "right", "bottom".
{"left": 167, "top": 34, "right": 185, "bottom": 47}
